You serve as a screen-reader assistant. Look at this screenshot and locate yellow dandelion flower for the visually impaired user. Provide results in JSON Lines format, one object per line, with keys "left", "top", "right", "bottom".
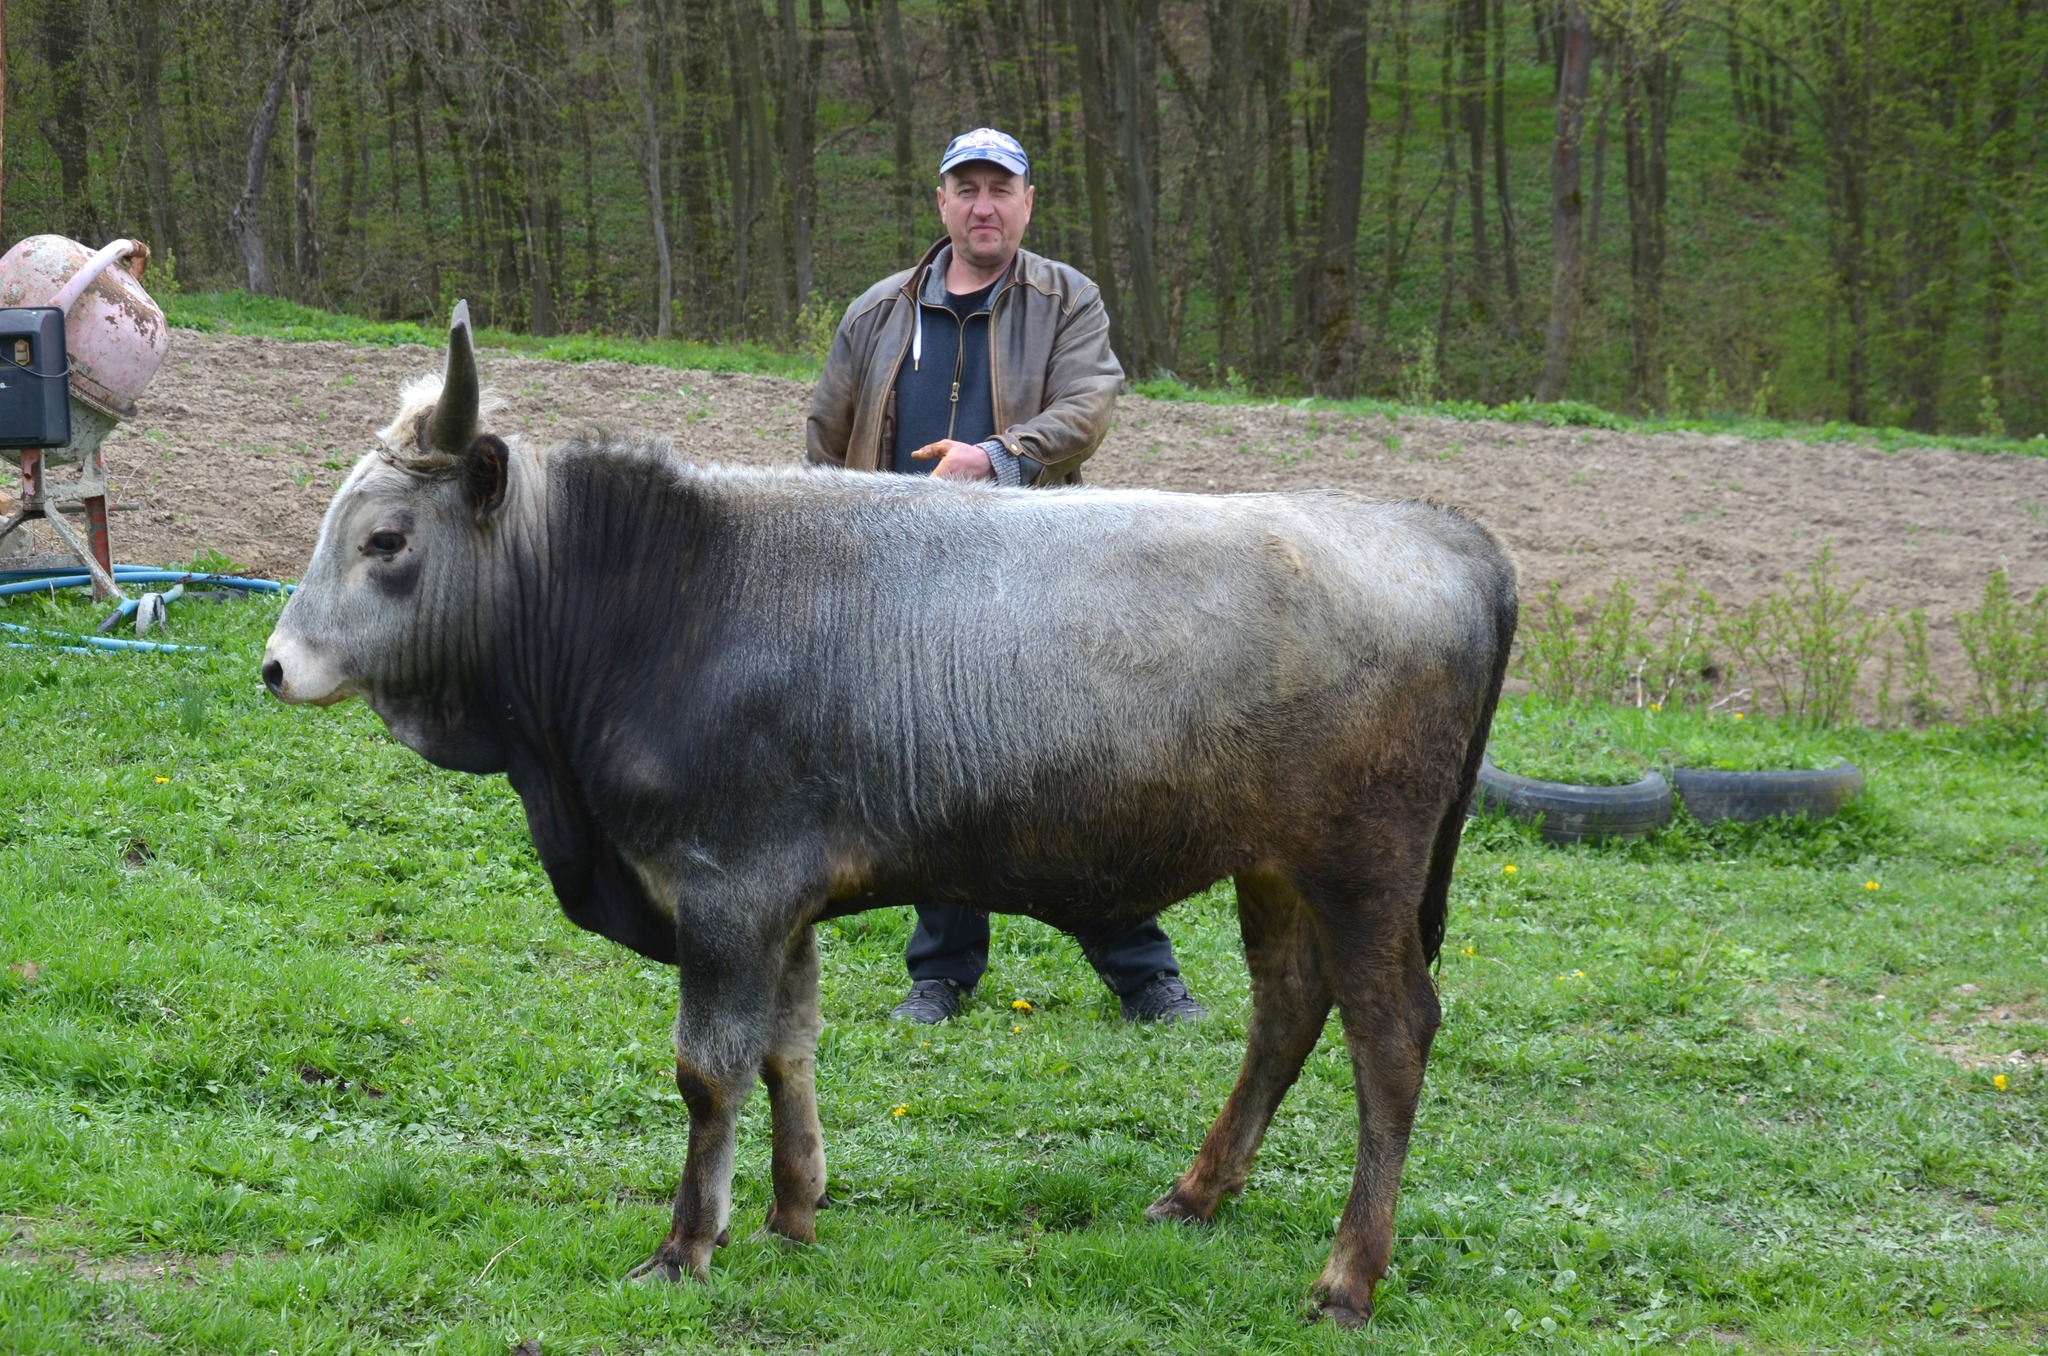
{"left": 1011, "top": 998, "right": 1033, "bottom": 1013}
{"left": 1733, "top": 712, "right": 1745, "bottom": 720}
{"left": 892, "top": 1103, "right": 908, "bottom": 1116}
{"left": 1460, "top": 945, "right": 1476, "bottom": 958}
{"left": 1649, "top": 702, "right": 1662, "bottom": 712}
{"left": 1573, "top": 970, "right": 1586, "bottom": 979}
{"left": 1865, "top": 880, "right": 1879, "bottom": 891}
{"left": 1994, "top": 1074, "right": 2008, "bottom": 1092}
{"left": 1503, "top": 864, "right": 1518, "bottom": 875}
{"left": 920, "top": 1041, "right": 930, "bottom": 1048}
{"left": 1012, "top": 1024, "right": 1023, "bottom": 1033}
{"left": 153, "top": 776, "right": 170, "bottom": 784}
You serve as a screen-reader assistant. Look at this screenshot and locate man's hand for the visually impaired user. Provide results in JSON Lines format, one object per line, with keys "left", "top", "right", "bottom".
{"left": 911, "top": 439, "right": 996, "bottom": 481}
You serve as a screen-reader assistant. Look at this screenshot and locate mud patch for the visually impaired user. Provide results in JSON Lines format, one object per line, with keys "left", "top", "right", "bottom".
{"left": 2, "top": 1213, "right": 267, "bottom": 1287}
{"left": 94, "top": 332, "right": 2048, "bottom": 696}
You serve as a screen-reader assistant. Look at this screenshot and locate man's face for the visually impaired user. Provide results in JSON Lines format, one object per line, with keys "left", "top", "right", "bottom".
{"left": 936, "top": 163, "right": 1034, "bottom": 272}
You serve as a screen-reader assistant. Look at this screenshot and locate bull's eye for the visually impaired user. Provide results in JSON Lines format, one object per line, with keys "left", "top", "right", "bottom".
{"left": 364, "top": 530, "right": 407, "bottom": 558}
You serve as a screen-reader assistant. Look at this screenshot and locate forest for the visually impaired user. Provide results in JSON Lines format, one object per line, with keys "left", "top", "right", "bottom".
{"left": 4, "top": 0, "right": 2045, "bottom": 437}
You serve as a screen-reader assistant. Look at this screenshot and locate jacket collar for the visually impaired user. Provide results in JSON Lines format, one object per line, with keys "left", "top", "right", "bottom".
{"left": 905, "top": 238, "right": 1021, "bottom": 307}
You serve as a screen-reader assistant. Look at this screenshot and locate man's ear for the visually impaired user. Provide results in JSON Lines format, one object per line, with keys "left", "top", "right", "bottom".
{"left": 464, "top": 434, "right": 509, "bottom": 516}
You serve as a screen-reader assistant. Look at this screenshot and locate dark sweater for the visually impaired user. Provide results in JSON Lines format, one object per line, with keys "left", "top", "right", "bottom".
{"left": 890, "top": 278, "right": 999, "bottom": 475}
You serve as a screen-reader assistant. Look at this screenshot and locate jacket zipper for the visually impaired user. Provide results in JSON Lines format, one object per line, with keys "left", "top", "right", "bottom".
{"left": 945, "top": 312, "right": 967, "bottom": 443}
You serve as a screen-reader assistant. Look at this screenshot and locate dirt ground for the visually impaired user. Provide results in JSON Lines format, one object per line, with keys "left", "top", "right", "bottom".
{"left": 30, "top": 330, "right": 2048, "bottom": 696}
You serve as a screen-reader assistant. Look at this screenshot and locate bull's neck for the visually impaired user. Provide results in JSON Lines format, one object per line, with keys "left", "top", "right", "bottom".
{"left": 486, "top": 449, "right": 720, "bottom": 760}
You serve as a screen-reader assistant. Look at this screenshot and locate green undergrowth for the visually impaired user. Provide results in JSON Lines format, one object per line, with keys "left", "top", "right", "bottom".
{"left": 2, "top": 589, "right": 2045, "bottom": 1353}
{"left": 166, "top": 291, "right": 819, "bottom": 382}
{"left": 165, "top": 289, "right": 2048, "bottom": 458}
{"left": 1485, "top": 696, "right": 1873, "bottom": 784}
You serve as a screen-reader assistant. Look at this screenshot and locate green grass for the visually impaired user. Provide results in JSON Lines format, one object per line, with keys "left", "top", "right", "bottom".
{"left": 1486, "top": 698, "right": 1867, "bottom": 784}
{"left": 165, "top": 291, "right": 822, "bottom": 382}
{"left": 2, "top": 588, "right": 2046, "bottom": 1352}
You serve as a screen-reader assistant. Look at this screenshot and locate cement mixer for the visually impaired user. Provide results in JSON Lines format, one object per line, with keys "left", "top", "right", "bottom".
{"left": 0, "top": 236, "right": 172, "bottom": 599}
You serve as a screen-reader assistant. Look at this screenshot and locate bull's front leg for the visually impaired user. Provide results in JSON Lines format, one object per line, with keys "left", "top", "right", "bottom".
{"left": 628, "top": 916, "right": 783, "bottom": 1284}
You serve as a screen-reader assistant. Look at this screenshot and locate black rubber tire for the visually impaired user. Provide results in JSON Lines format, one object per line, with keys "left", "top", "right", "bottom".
{"left": 1469, "top": 755, "right": 1673, "bottom": 845}
{"left": 1671, "top": 762, "right": 1863, "bottom": 825}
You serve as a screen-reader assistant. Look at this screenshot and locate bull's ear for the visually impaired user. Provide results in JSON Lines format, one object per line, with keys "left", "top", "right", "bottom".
{"left": 429, "top": 299, "right": 480, "bottom": 456}
{"left": 464, "top": 434, "right": 509, "bottom": 516}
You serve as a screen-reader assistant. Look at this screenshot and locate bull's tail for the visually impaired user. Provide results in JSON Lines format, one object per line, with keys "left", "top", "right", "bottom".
{"left": 1416, "top": 578, "right": 1518, "bottom": 967}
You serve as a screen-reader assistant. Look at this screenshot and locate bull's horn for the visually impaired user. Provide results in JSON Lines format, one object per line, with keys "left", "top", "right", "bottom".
{"left": 429, "top": 299, "right": 479, "bottom": 454}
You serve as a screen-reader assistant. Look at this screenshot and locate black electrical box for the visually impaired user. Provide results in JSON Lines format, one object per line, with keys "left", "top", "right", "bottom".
{"left": 0, "top": 307, "right": 70, "bottom": 449}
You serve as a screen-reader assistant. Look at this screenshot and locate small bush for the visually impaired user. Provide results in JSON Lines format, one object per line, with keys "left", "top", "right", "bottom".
{"left": 1513, "top": 570, "right": 1716, "bottom": 708}
{"left": 1956, "top": 569, "right": 2048, "bottom": 724}
{"left": 1715, "top": 546, "right": 1881, "bottom": 728}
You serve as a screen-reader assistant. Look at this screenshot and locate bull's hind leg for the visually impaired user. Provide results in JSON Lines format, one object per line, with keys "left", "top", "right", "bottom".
{"left": 758, "top": 923, "right": 828, "bottom": 1245}
{"left": 1303, "top": 863, "right": 1443, "bottom": 1328}
{"left": 1148, "top": 870, "right": 1331, "bottom": 1225}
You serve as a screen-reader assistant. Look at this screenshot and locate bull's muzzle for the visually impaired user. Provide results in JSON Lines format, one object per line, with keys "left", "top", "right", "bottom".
{"left": 260, "top": 636, "right": 351, "bottom": 706}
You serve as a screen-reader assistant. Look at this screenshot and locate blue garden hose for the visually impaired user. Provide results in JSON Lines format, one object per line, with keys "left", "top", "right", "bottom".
{"left": 0, "top": 567, "right": 295, "bottom": 599}
{"left": 0, "top": 620, "right": 206, "bottom": 654}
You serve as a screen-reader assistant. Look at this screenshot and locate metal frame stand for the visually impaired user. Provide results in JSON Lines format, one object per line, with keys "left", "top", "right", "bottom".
{"left": 0, "top": 443, "right": 121, "bottom": 600}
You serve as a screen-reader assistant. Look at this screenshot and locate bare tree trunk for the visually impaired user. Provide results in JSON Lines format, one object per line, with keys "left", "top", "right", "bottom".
{"left": 409, "top": 52, "right": 439, "bottom": 311}
{"left": 1107, "top": 0, "right": 1169, "bottom": 375}
{"left": 132, "top": 0, "right": 178, "bottom": 261}
{"left": 1491, "top": 0, "right": 1523, "bottom": 337}
{"left": 1588, "top": 46, "right": 1612, "bottom": 258}
{"left": 632, "top": 2, "right": 675, "bottom": 338}
{"left": 1622, "top": 25, "right": 1675, "bottom": 410}
{"left": 37, "top": 1, "right": 99, "bottom": 242}
{"left": 292, "top": 57, "right": 321, "bottom": 294}
{"left": 1073, "top": 0, "right": 1127, "bottom": 363}
{"left": 1459, "top": 0, "right": 1494, "bottom": 321}
{"left": 1983, "top": 0, "right": 2024, "bottom": 411}
{"left": 1376, "top": 0, "right": 1417, "bottom": 352}
{"left": 230, "top": 24, "right": 302, "bottom": 297}
{"left": 1535, "top": 0, "right": 1590, "bottom": 401}
{"left": 776, "top": 0, "right": 814, "bottom": 311}
{"left": 1435, "top": 4, "right": 1461, "bottom": 393}
{"left": 880, "top": 0, "right": 918, "bottom": 260}
{"left": 1311, "top": 0, "right": 1369, "bottom": 395}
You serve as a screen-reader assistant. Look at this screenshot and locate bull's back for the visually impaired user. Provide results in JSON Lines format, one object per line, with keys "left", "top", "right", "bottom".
{"left": 701, "top": 474, "right": 1510, "bottom": 838}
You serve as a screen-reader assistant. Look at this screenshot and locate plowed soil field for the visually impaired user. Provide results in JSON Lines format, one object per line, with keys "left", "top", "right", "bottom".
{"left": 43, "top": 331, "right": 2048, "bottom": 694}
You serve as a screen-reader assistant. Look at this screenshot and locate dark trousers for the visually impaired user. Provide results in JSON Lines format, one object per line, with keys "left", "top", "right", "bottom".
{"left": 905, "top": 904, "right": 1179, "bottom": 998}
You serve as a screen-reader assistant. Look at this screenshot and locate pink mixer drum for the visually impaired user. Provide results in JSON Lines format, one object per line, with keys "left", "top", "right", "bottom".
{"left": 0, "top": 234, "right": 169, "bottom": 425}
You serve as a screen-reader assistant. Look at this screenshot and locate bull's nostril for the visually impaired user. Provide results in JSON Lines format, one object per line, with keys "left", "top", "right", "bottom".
{"left": 261, "top": 658, "right": 285, "bottom": 695}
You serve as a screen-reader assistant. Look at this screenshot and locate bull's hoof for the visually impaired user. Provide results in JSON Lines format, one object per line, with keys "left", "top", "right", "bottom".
{"left": 625, "top": 1254, "right": 690, "bottom": 1284}
{"left": 757, "top": 1202, "right": 817, "bottom": 1246}
{"left": 1144, "top": 1185, "right": 1216, "bottom": 1226}
{"left": 1318, "top": 1299, "right": 1372, "bottom": 1329}
{"left": 1311, "top": 1279, "right": 1375, "bottom": 1328}
{"left": 625, "top": 1234, "right": 718, "bottom": 1283}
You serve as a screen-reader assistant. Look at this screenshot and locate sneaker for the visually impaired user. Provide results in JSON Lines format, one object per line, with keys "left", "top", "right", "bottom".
{"left": 1120, "top": 972, "right": 1207, "bottom": 1024}
{"left": 890, "top": 978, "right": 968, "bottom": 1024}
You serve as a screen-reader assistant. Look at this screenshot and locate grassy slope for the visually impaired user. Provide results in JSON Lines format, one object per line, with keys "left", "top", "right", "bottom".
{"left": 163, "top": 289, "right": 2048, "bottom": 461}
{"left": 1, "top": 590, "right": 2044, "bottom": 1353}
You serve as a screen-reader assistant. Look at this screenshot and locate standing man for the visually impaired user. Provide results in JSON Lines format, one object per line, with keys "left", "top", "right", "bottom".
{"left": 806, "top": 128, "right": 1206, "bottom": 1026}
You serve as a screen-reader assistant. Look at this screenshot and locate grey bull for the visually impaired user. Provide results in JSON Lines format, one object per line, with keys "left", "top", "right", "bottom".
{"left": 262, "top": 306, "right": 1517, "bottom": 1324}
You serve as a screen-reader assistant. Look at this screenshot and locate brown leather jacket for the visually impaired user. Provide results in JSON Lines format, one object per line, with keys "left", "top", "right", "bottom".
{"left": 805, "top": 239, "right": 1123, "bottom": 485}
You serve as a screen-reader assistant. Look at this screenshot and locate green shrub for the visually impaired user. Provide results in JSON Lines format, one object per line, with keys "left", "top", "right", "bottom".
{"left": 1956, "top": 569, "right": 2048, "bottom": 724}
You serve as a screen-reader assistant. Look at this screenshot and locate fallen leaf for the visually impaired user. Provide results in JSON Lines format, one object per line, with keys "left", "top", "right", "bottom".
{"left": 9, "top": 961, "right": 39, "bottom": 983}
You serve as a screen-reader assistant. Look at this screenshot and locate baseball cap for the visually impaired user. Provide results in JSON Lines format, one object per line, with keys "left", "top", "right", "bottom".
{"left": 939, "top": 128, "right": 1030, "bottom": 180}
